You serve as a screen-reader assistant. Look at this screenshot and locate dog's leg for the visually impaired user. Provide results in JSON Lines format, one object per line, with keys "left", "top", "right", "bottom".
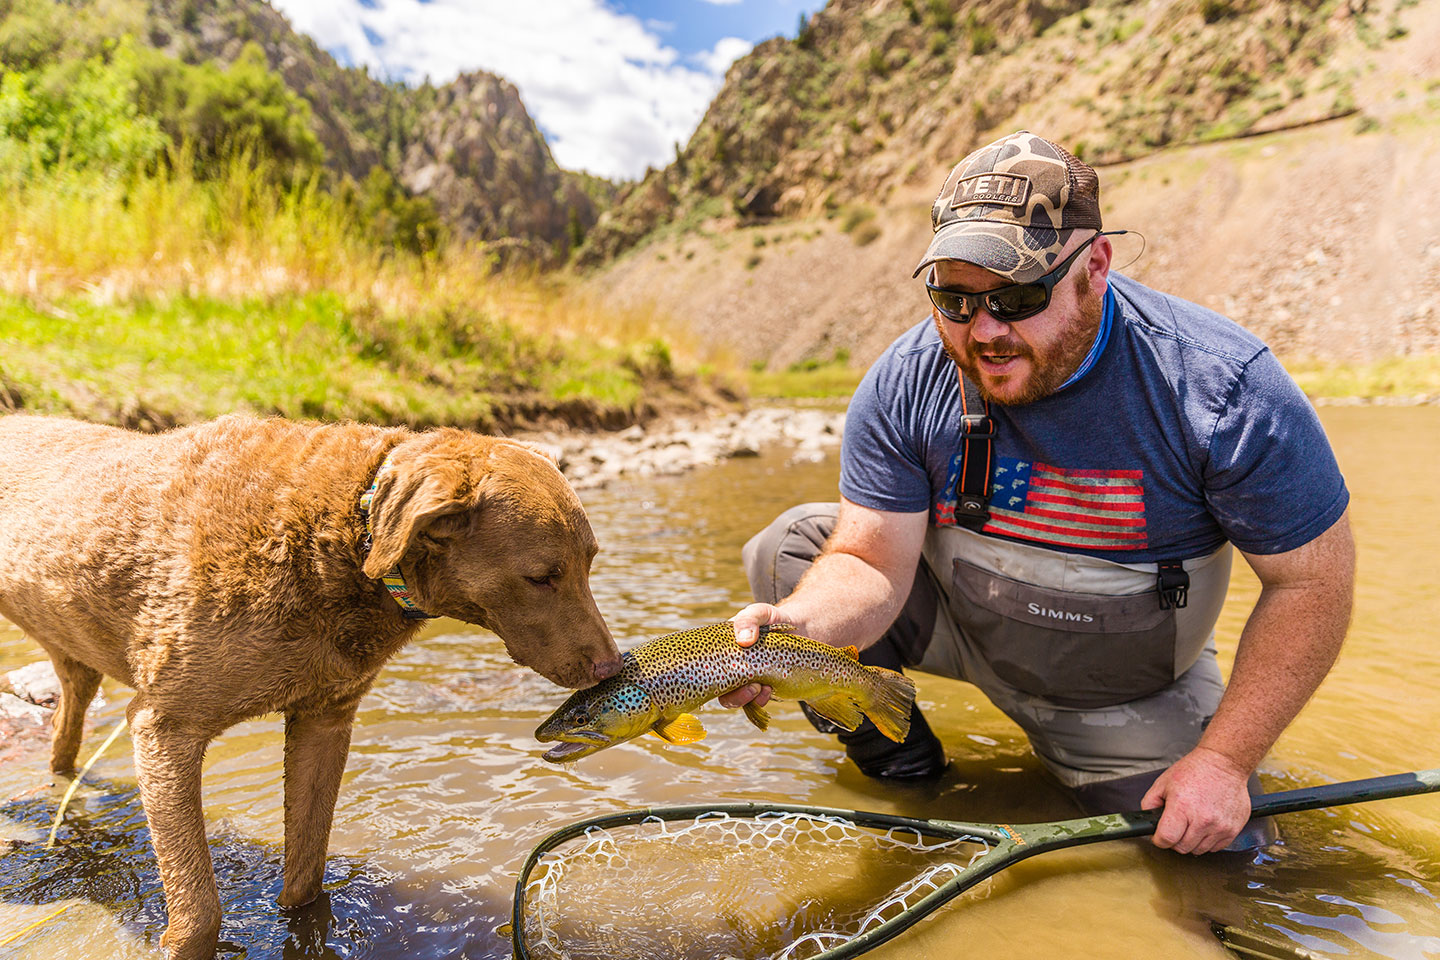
{"left": 48, "top": 654, "right": 102, "bottom": 776}
{"left": 128, "top": 698, "right": 221, "bottom": 960}
{"left": 279, "top": 704, "right": 357, "bottom": 909}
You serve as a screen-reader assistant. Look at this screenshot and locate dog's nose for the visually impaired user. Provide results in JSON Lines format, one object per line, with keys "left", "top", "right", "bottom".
{"left": 592, "top": 657, "right": 622, "bottom": 681}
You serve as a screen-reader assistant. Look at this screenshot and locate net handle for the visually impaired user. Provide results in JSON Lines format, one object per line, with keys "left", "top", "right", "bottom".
{"left": 511, "top": 768, "right": 1440, "bottom": 960}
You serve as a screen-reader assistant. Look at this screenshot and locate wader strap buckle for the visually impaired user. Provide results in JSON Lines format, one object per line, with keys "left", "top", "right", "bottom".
{"left": 960, "top": 414, "right": 995, "bottom": 439}
{"left": 1157, "top": 560, "right": 1189, "bottom": 610}
{"left": 954, "top": 374, "right": 993, "bottom": 531}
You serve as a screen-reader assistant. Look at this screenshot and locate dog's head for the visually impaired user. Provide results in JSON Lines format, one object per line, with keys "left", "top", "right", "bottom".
{"left": 362, "top": 431, "right": 621, "bottom": 689}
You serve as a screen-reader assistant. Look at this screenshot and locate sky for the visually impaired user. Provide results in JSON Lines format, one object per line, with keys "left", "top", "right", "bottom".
{"left": 266, "top": 0, "right": 820, "bottom": 182}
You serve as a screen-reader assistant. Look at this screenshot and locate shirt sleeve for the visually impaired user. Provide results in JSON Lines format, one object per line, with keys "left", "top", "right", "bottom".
{"left": 838, "top": 356, "right": 933, "bottom": 514}
{"left": 1203, "top": 349, "right": 1349, "bottom": 555}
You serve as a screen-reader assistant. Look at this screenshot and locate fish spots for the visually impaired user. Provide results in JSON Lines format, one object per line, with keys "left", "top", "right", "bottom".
{"left": 535, "top": 621, "right": 915, "bottom": 761}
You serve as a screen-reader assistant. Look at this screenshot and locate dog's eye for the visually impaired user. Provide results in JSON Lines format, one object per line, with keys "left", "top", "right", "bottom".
{"left": 525, "top": 574, "right": 557, "bottom": 588}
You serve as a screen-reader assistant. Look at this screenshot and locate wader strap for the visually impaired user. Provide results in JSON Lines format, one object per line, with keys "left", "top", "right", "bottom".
{"left": 954, "top": 371, "right": 994, "bottom": 531}
{"left": 1156, "top": 560, "right": 1190, "bottom": 610}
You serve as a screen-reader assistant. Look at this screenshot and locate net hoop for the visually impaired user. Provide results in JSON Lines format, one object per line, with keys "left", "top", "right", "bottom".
{"left": 511, "top": 802, "right": 1011, "bottom": 960}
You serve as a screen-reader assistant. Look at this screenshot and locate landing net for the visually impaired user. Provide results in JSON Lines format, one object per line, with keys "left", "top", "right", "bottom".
{"left": 519, "top": 810, "right": 989, "bottom": 960}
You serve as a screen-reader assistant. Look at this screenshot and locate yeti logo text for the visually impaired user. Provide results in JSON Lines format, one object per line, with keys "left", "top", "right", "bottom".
{"left": 952, "top": 173, "right": 1031, "bottom": 208}
{"left": 1027, "top": 602, "right": 1095, "bottom": 623}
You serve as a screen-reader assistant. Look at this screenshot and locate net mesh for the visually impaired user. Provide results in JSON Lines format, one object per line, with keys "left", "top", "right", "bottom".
{"left": 521, "top": 811, "right": 989, "bottom": 960}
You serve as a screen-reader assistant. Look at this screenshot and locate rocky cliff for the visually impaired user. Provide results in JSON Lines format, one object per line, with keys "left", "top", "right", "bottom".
{"left": 143, "top": 0, "right": 606, "bottom": 260}
{"left": 585, "top": 0, "right": 1440, "bottom": 369}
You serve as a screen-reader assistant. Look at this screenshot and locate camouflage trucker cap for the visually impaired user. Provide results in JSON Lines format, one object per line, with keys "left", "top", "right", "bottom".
{"left": 912, "top": 131, "right": 1103, "bottom": 283}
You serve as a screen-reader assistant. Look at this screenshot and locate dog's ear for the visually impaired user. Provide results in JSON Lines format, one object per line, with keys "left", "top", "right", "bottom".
{"left": 363, "top": 456, "right": 473, "bottom": 578}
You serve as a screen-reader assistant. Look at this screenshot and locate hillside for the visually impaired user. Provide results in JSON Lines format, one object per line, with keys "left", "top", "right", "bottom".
{"left": 585, "top": 0, "right": 1440, "bottom": 371}
{"left": 577, "top": 0, "right": 1420, "bottom": 268}
{"left": 0, "top": 0, "right": 609, "bottom": 262}
{"left": 0, "top": 0, "right": 714, "bottom": 433}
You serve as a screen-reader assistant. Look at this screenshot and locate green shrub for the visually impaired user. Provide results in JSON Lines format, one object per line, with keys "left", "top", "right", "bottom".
{"left": 969, "top": 22, "right": 998, "bottom": 55}
{"left": 796, "top": 11, "right": 815, "bottom": 50}
{"left": 927, "top": 0, "right": 955, "bottom": 32}
{"left": 337, "top": 166, "right": 445, "bottom": 255}
{"left": 1200, "top": 0, "right": 1235, "bottom": 24}
{"left": 0, "top": 39, "right": 168, "bottom": 176}
{"left": 133, "top": 42, "right": 325, "bottom": 181}
{"left": 838, "top": 204, "right": 875, "bottom": 233}
{"left": 965, "top": 11, "right": 998, "bottom": 55}
{"left": 851, "top": 220, "right": 882, "bottom": 246}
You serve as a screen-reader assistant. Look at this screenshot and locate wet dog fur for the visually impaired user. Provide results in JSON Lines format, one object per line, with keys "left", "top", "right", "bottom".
{"left": 0, "top": 413, "right": 621, "bottom": 958}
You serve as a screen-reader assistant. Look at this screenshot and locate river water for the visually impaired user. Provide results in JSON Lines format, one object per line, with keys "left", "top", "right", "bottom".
{"left": 0, "top": 405, "right": 1438, "bottom": 959}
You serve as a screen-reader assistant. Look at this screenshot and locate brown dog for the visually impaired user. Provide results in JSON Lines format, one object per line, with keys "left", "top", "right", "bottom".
{"left": 0, "top": 414, "right": 621, "bottom": 959}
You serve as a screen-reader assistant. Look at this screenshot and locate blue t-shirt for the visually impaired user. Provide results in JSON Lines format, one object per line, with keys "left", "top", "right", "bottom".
{"left": 840, "top": 273, "right": 1349, "bottom": 562}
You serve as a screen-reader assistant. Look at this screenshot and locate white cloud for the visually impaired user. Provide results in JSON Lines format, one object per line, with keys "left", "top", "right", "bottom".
{"left": 267, "top": 0, "right": 754, "bottom": 181}
{"left": 696, "top": 36, "right": 752, "bottom": 78}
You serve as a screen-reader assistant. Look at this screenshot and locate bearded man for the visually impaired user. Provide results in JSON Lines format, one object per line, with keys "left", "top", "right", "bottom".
{"left": 723, "top": 131, "right": 1354, "bottom": 853}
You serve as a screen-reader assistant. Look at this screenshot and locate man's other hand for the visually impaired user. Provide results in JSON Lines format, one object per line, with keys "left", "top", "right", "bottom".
{"left": 1141, "top": 746, "right": 1253, "bottom": 854}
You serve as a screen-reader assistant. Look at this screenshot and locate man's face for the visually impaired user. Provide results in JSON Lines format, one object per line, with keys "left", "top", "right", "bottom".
{"left": 930, "top": 237, "right": 1106, "bottom": 406}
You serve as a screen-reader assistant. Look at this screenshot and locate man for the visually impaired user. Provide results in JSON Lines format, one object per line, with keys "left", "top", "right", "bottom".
{"left": 722, "top": 131, "right": 1354, "bottom": 854}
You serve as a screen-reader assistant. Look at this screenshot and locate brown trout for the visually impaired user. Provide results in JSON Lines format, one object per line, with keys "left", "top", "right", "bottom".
{"left": 535, "top": 622, "right": 916, "bottom": 762}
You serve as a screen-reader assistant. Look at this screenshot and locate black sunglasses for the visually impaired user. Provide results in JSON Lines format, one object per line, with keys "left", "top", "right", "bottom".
{"left": 926, "top": 231, "right": 1123, "bottom": 323}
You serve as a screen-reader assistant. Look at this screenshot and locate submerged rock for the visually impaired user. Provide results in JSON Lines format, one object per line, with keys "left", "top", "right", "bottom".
{"left": 0, "top": 692, "right": 49, "bottom": 725}
{"left": 6, "top": 661, "right": 61, "bottom": 708}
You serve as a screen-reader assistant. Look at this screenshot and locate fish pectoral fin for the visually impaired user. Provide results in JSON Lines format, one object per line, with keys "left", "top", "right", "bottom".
{"left": 652, "top": 714, "right": 707, "bottom": 744}
{"left": 803, "top": 694, "right": 864, "bottom": 732}
{"left": 742, "top": 700, "right": 771, "bottom": 731}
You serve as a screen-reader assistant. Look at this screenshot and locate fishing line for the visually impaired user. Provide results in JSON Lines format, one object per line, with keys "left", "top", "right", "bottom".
{"left": 46, "top": 717, "right": 128, "bottom": 850}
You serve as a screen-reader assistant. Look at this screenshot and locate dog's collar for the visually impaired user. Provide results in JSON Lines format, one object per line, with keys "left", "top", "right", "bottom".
{"left": 359, "top": 451, "right": 439, "bottom": 621}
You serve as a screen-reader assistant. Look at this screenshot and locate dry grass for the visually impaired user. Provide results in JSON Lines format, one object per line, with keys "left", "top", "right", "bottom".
{"left": 0, "top": 153, "right": 726, "bottom": 428}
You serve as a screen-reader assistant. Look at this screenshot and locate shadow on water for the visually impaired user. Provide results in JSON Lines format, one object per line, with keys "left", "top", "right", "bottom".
{"left": 1146, "top": 804, "right": 1440, "bottom": 960}
{"left": 0, "top": 780, "right": 516, "bottom": 959}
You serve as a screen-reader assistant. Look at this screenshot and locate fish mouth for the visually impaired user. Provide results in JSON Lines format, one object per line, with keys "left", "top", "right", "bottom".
{"left": 534, "top": 725, "right": 610, "bottom": 745}
{"left": 541, "top": 741, "right": 608, "bottom": 763}
{"left": 536, "top": 727, "right": 616, "bottom": 763}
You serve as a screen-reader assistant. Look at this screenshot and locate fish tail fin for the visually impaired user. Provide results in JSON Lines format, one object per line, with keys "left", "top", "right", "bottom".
{"left": 860, "top": 666, "right": 916, "bottom": 743}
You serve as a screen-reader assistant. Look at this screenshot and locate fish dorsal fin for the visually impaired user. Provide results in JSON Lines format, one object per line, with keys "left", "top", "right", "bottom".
{"left": 742, "top": 700, "right": 771, "bottom": 731}
{"left": 838, "top": 645, "right": 859, "bottom": 661}
{"left": 762, "top": 623, "right": 796, "bottom": 636}
{"left": 652, "top": 713, "right": 707, "bottom": 744}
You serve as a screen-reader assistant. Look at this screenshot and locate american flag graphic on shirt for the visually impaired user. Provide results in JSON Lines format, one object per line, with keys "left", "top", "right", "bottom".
{"left": 938, "top": 454, "right": 1148, "bottom": 550}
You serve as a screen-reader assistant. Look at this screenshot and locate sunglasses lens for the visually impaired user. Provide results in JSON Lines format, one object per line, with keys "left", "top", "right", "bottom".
{"left": 928, "top": 288, "right": 970, "bottom": 320}
{"left": 987, "top": 283, "right": 1050, "bottom": 320}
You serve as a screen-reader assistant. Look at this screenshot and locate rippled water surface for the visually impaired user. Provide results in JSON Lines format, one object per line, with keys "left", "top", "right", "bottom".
{"left": 2, "top": 405, "right": 1439, "bottom": 959}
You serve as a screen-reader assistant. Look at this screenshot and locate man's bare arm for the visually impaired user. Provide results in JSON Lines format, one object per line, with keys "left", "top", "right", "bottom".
{"left": 719, "top": 497, "right": 928, "bottom": 708}
{"left": 1143, "top": 510, "right": 1355, "bottom": 853}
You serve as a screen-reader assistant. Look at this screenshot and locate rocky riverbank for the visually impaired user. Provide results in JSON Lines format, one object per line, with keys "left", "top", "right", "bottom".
{"left": 524, "top": 403, "right": 847, "bottom": 490}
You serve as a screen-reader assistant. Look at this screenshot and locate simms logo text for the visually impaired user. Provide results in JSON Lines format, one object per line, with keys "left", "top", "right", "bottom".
{"left": 1027, "top": 603, "right": 1094, "bottom": 623}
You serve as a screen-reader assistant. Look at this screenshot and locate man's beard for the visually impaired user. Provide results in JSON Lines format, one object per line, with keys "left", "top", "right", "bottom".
{"left": 933, "top": 272, "right": 1104, "bottom": 406}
